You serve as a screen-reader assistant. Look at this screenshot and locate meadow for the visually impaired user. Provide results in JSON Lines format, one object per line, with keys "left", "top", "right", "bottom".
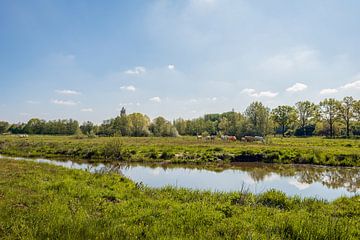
{"left": 0, "top": 135, "right": 359, "bottom": 166}
{"left": 0, "top": 158, "right": 359, "bottom": 239}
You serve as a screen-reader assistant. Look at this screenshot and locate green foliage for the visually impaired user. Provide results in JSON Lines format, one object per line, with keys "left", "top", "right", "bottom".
{"left": 0, "top": 121, "right": 9, "bottom": 134}
{"left": 245, "top": 101, "right": 272, "bottom": 136}
{"left": 258, "top": 189, "right": 290, "bottom": 209}
{"left": 2, "top": 96, "right": 360, "bottom": 138}
{"left": 271, "top": 105, "right": 297, "bottom": 136}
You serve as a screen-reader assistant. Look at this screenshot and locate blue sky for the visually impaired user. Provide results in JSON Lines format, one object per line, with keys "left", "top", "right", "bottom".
{"left": 1, "top": 0, "right": 359, "bottom": 123}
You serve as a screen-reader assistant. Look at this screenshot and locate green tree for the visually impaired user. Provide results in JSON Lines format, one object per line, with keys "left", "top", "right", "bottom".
{"left": 295, "top": 101, "right": 317, "bottom": 136}
{"left": 319, "top": 98, "right": 340, "bottom": 138}
{"left": 128, "top": 113, "right": 150, "bottom": 137}
{"left": 24, "top": 118, "right": 45, "bottom": 134}
{"left": 271, "top": 105, "right": 297, "bottom": 137}
{"left": 80, "top": 121, "right": 95, "bottom": 135}
{"left": 245, "top": 102, "right": 271, "bottom": 136}
{"left": 338, "top": 96, "right": 354, "bottom": 137}
{"left": 150, "top": 117, "right": 178, "bottom": 137}
{"left": 113, "top": 115, "right": 131, "bottom": 136}
{"left": 98, "top": 119, "right": 115, "bottom": 136}
{"left": 0, "top": 121, "right": 9, "bottom": 134}
{"left": 353, "top": 100, "right": 360, "bottom": 122}
{"left": 173, "top": 118, "right": 187, "bottom": 135}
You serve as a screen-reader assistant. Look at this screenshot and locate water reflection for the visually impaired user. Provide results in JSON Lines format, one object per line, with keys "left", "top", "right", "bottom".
{"left": 1, "top": 155, "right": 359, "bottom": 200}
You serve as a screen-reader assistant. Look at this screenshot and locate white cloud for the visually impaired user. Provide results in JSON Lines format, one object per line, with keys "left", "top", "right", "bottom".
{"left": 81, "top": 108, "right": 93, "bottom": 112}
{"left": 340, "top": 80, "right": 360, "bottom": 90}
{"left": 257, "top": 91, "right": 278, "bottom": 98}
{"left": 242, "top": 88, "right": 256, "bottom": 94}
{"left": 120, "top": 85, "right": 136, "bottom": 91}
{"left": 286, "top": 83, "right": 308, "bottom": 92}
{"left": 168, "top": 64, "right": 175, "bottom": 70}
{"left": 119, "top": 102, "right": 134, "bottom": 106}
{"left": 149, "top": 96, "right": 161, "bottom": 103}
{"left": 242, "top": 88, "right": 278, "bottom": 98}
{"left": 320, "top": 88, "right": 338, "bottom": 95}
{"left": 51, "top": 99, "right": 78, "bottom": 106}
{"left": 124, "top": 66, "right": 146, "bottom": 75}
{"left": 56, "top": 89, "right": 81, "bottom": 95}
{"left": 289, "top": 180, "right": 311, "bottom": 190}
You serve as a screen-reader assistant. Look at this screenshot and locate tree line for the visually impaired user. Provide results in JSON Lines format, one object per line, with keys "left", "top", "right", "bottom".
{"left": 1, "top": 97, "right": 359, "bottom": 138}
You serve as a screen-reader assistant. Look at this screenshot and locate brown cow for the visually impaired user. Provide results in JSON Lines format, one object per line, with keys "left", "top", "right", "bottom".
{"left": 227, "top": 136, "right": 237, "bottom": 141}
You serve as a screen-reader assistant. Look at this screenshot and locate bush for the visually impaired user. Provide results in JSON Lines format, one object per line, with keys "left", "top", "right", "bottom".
{"left": 258, "top": 189, "right": 289, "bottom": 209}
{"left": 102, "top": 139, "right": 125, "bottom": 160}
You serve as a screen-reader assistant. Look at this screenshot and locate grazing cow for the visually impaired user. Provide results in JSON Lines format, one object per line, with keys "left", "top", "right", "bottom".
{"left": 197, "top": 135, "right": 202, "bottom": 140}
{"left": 18, "top": 134, "right": 29, "bottom": 138}
{"left": 243, "top": 136, "right": 254, "bottom": 142}
{"left": 243, "top": 136, "right": 264, "bottom": 143}
{"left": 227, "top": 136, "right": 237, "bottom": 141}
{"left": 221, "top": 135, "right": 228, "bottom": 141}
{"left": 254, "top": 136, "right": 265, "bottom": 143}
{"left": 210, "top": 135, "right": 216, "bottom": 140}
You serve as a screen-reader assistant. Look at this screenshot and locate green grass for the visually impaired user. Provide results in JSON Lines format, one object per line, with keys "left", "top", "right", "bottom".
{"left": 0, "top": 135, "right": 359, "bottom": 166}
{"left": 0, "top": 159, "right": 359, "bottom": 239}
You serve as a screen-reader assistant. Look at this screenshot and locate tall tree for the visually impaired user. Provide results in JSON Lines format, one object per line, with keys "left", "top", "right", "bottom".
{"left": 353, "top": 100, "right": 360, "bottom": 122}
{"left": 128, "top": 113, "right": 150, "bottom": 137}
{"left": 319, "top": 98, "right": 340, "bottom": 138}
{"left": 0, "top": 121, "right": 9, "bottom": 134}
{"left": 338, "top": 96, "right": 354, "bottom": 137}
{"left": 80, "top": 121, "right": 95, "bottom": 135}
{"left": 244, "top": 102, "right": 271, "bottom": 136}
{"left": 173, "top": 118, "right": 187, "bottom": 135}
{"left": 295, "top": 101, "right": 317, "bottom": 136}
{"left": 150, "top": 116, "right": 178, "bottom": 137}
{"left": 24, "top": 118, "right": 45, "bottom": 134}
{"left": 271, "top": 105, "right": 297, "bottom": 137}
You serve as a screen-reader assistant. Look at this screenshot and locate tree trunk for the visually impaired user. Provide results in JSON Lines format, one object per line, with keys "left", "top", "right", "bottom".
{"left": 329, "top": 118, "right": 333, "bottom": 138}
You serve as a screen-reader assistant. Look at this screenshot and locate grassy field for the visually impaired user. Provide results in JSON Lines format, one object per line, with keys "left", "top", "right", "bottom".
{"left": 0, "top": 135, "right": 359, "bottom": 166}
{"left": 0, "top": 158, "right": 359, "bottom": 239}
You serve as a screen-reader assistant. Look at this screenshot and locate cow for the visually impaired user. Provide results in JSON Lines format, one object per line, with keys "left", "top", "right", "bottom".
{"left": 221, "top": 135, "right": 237, "bottom": 141}
{"left": 254, "top": 136, "right": 265, "bottom": 143}
{"left": 197, "top": 135, "right": 202, "bottom": 140}
{"left": 227, "top": 136, "right": 237, "bottom": 141}
{"left": 242, "top": 136, "right": 265, "bottom": 143}
{"left": 221, "top": 135, "right": 228, "bottom": 141}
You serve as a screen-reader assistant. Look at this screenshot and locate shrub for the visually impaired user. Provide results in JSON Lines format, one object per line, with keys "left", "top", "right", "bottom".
{"left": 258, "top": 189, "right": 289, "bottom": 209}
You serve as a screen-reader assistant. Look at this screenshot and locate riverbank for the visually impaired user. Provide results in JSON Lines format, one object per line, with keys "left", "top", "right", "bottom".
{"left": 0, "top": 135, "right": 359, "bottom": 166}
{"left": 0, "top": 158, "right": 359, "bottom": 239}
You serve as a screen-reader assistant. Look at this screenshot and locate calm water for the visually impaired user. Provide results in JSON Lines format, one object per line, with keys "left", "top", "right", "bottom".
{"left": 1, "top": 154, "right": 359, "bottom": 201}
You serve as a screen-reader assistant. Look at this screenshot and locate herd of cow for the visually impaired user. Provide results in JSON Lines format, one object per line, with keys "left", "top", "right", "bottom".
{"left": 197, "top": 135, "right": 265, "bottom": 143}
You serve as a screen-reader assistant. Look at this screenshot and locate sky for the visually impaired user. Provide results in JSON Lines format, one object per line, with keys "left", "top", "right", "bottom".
{"left": 0, "top": 0, "right": 360, "bottom": 124}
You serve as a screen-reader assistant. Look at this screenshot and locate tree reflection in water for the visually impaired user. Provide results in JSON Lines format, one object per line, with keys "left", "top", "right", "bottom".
{"left": 120, "top": 162, "right": 360, "bottom": 193}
